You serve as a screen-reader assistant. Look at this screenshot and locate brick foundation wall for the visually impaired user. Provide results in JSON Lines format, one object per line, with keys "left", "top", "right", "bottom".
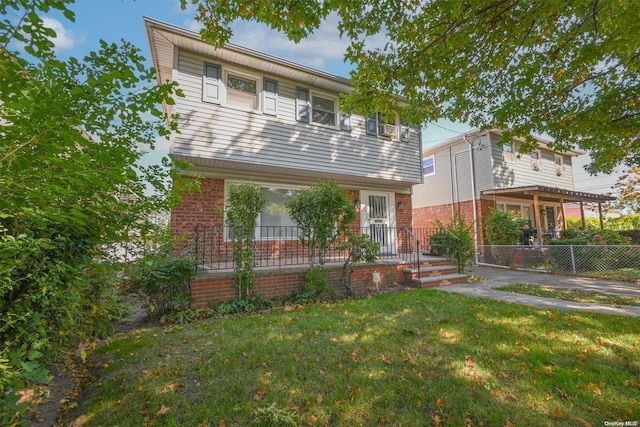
{"left": 190, "top": 262, "right": 405, "bottom": 308}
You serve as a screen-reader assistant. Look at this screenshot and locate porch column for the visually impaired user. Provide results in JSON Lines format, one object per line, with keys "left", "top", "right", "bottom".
{"left": 598, "top": 203, "right": 604, "bottom": 229}
{"left": 560, "top": 198, "right": 566, "bottom": 230}
{"left": 580, "top": 201, "right": 586, "bottom": 230}
{"left": 533, "top": 194, "right": 542, "bottom": 242}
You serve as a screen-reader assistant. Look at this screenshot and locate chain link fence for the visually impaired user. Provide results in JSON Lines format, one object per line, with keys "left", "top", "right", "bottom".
{"left": 477, "top": 245, "right": 640, "bottom": 278}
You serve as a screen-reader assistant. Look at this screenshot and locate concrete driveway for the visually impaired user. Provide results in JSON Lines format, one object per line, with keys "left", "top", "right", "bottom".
{"left": 438, "top": 265, "right": 640, "bottom": 317}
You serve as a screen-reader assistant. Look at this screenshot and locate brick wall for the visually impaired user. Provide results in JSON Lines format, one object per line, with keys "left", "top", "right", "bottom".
{"left": 413, "top": 199, "right": 495, "bottom": 245}
{"left": 171, "top": 177, "right": 225, "bottom": 236}
{"left": 190, "top": 262, "right": 405, "bottom": 308}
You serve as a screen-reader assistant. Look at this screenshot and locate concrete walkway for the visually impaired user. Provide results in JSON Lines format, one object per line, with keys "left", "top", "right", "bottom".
{"left": 439, "top": 265, "right": 640, "bottom": 317}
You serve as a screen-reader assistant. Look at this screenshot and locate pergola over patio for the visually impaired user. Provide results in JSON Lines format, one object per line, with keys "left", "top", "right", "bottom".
{"left": 481, "top": 185, "right": 616, "bottom": 234}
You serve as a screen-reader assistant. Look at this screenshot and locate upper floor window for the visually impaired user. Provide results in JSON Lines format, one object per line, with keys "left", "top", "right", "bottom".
{"left": 366, "top": 113, "right": 410, "bottom": 142}
{"left": 502, "top": 142, "right": 516, "bottom": 162}
{"left": 226, "top": 73, "right": 258, "bottom": 109}
{"left": 202, "top": 62, "right": 279, "bottom": 115}
{"left": 423, "top": 155, "right": 435, "bottom": 176}
{"left": 554, "top": 155, "right": 564, "bottom": 175}
{"left": 311, "top": 95, "right": 336, "bottom": 126}
{"left": 531, "top": 150, "right": 541, "bottom": 171}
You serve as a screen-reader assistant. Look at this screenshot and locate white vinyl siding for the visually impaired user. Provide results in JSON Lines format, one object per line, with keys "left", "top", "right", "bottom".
{"left": 490, "top": 133, "right": 574, "bottom": 189}
{"left": 173, "top": 51, "right": 422, "bottom": 185}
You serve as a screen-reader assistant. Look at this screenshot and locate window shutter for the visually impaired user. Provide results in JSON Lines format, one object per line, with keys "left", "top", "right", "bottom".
{"left": 340, "top": 113, "right": 351, "bottom": 131}
{"left": 296, "top": 87, "right": 310, "bottom": 122}
{"left": 203, "top": 63, "right": 222, "bottom": 104}
{"left": 263, "top": 78, "right": 278, "bottom": 115}
{"left": 400, "top": 125, "right": 410, "bottom": 142}
{"left": 366, "top": 114, "right": 378, "bottom": 135}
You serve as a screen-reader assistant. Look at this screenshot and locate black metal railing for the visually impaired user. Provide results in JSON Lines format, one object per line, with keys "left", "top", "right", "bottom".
{"left": 185, "top": 225, "right": 449, "bottom": 272}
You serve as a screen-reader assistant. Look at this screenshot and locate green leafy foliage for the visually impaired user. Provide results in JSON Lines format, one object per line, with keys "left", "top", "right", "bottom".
{"left": 301, "top": 267, "right": 335, "bottom": 300}
{"left": 285, "top": 179, "right": 355, "bottom": 267}
{"left": 432, "top": 214, "right": 475, "bottom": 273}
{"left": 484, "top": 208, "right": 526, "bottom": 246}
{"left": 186, "top": 0, "right": 640, "bottom": 173}
{"left": 1, "top": 2, "right": 191, "bottom": 422}
{"left": 125, "top": 252, "right": 195, "bottom": 316}
{"left": 337, "top": 233, "right": 380, "bottom": 296}
{"left": 225, "top": 182, "right": 267, "bottom": 298}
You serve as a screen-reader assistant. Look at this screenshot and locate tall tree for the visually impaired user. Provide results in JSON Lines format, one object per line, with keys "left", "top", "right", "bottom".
{"left": 185, "top": 0, "right": 640, "bottom": 173}
{"left": 613, "top": 166, "right": 640, "bottom": 213}
{"left": 0, "top": 1, "right": 188, "bottom": 418}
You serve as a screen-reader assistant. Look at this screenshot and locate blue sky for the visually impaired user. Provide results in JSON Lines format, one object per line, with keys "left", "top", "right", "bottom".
{"left": 41, "top": 0, "right": 472, "bottom": 162}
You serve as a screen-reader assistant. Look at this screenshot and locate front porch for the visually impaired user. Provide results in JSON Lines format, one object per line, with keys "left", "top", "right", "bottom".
{"left": 182, "top": 226, "right": 466, "bottom": 307}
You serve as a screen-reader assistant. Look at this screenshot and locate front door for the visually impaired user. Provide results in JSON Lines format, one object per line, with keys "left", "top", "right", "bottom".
{"left": 361, "top": 191, "right": 396, "bottom": 254}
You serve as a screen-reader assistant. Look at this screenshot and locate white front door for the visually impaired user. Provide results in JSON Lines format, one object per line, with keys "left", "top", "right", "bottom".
{"left": 360, "top": 191, "right": 396, "bottom": 254}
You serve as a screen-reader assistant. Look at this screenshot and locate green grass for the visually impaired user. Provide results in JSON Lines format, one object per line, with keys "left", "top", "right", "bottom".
{"left": 580, "top": 268, "right": 640, "bottom": 284}
{"left": 62, "top": 291, "right": 640, "bottom": 426}
{"left": 497, "top": 284, "right": 640, "bottom": 306}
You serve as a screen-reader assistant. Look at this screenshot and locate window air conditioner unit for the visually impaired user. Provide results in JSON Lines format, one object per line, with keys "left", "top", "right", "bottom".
{"left": 555, "top": 165, "right": 563, "bottom": 176}
{"left": 380, "top": 124, "right": 397, "bottom": 137}
{"left": 531, "top": 160, "right": 540, "bottom": 171}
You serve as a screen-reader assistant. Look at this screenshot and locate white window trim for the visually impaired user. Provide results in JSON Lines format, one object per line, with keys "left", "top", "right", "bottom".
{"left": 366, "top": 113, "right": 410, "bottom": 141}
{"left": 310, "top": 90, "right": 339, "bottom": 129}
{"left": 223, "top": 67, "right": 261, "bottom": 112}
{"left": 554, "top": 154, "right": 564, "bottom": 175}
{"left": 423, "top": 155, "right": 435, "bottom": 176}
{"left": 531, "top": 150, "right": 542, "bottom": 171}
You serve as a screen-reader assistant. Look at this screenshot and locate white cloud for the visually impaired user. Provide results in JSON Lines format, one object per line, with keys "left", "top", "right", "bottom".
{"left": 41, "top": 16, "right": 85, "bottom": 52}
{"left": 229, "top": 14, "right": 349, "bottom": 69}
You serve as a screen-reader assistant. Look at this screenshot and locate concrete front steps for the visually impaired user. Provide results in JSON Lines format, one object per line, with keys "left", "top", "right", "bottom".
{"left": 403, "top": 255, "right": 467, "bottom": 288}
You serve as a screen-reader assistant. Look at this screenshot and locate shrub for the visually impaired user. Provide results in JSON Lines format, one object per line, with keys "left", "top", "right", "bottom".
{"left": 302, "top": 267, "right": 335, "bottom": 300}
{"left": 286, "top": 179, "right": 356, "bottom": 267}
{"left": 125, "top": 252, "right": 195, "bottom": 316}
{"left": 225, "top": 182, "right": 267, "bottom": 299}
{"left": 432, "top": 214, "right": 475, "bottom": 273}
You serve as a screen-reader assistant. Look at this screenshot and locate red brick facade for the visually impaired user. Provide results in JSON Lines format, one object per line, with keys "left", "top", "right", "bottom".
{"left": 171, "top": 177, "right": 225, "bottom": 235}
{"left": 413, "top": 198, "right": 496, "bottom": 245}
{"left": 172, "top": 177, "right": 415, "bottom": 307}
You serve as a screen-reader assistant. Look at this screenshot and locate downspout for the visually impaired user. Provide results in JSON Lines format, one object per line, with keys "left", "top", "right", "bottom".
{"left": 463, "top": 133, "right": 480, "bottom": 264}
{"left": 449, "top": 146, "right": 455, "bottom": 218}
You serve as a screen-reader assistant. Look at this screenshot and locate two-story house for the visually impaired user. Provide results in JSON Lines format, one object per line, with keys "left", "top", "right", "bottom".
{"left": 412, "top": 129, "right": 613, "bottom": 246}
{"left": 144, "top": 18, "right": 424, "bottom": 305}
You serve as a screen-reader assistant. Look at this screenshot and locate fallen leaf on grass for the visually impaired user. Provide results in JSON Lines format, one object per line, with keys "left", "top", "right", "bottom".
{"left": 381, "top": 354, "right": 393, "bottom": 364}
{"left": 464, "top": 355, "right": 475, "bottom": 367}
{"left": 585, "top": 382, "right": 602, "bottom": 395}
{"left": 156, "top": 404, "right": 171, "bottom": 415}
{"left": 553, "top": 407, "right": 562, "bottom": 418}
{"left": 436, "top": 397, "right": 446, "bottom": 407}
{"left": 317, "top": 394, "right": 323, "bottom": 404}
{"left": 574, "top": 416, "right": 592, "bottom": 427}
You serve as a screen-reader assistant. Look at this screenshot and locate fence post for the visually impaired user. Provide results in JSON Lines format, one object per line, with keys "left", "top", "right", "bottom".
{"left": 569, "top": 244, "right": 576, "bottom": 274}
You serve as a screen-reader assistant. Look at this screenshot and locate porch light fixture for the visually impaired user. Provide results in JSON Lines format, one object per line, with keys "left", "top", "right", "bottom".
{"left": 397, "top": 201, "right": 404, "bottom": 211}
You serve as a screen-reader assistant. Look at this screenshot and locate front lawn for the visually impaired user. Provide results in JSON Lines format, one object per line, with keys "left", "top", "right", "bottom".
{"left": 497, "top": 284, "right": 640, "bottom": 307}
{"left": 62, "top": 290, "right": 640, "bottom": 426}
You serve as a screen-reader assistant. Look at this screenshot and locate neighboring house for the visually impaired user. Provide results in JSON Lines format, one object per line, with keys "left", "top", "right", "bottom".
{"left": 412, "top": 129, "right": 613, "bottom": 245}
{"left": 564, "top": 153, "right": 625, "bottom": 219}
{"left": 144, "top": 18, "right": 424, "bottom": 304}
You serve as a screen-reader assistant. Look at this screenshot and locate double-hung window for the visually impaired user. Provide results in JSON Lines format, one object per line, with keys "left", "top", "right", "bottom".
{"left": 423, "top": 155, "right": 435, "bottom": 176}
{"left": 226, "top": 73, "right": 258, "bottom": 110}
{"left": 311, "top": 95, "right": 336, "bottom": 126}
